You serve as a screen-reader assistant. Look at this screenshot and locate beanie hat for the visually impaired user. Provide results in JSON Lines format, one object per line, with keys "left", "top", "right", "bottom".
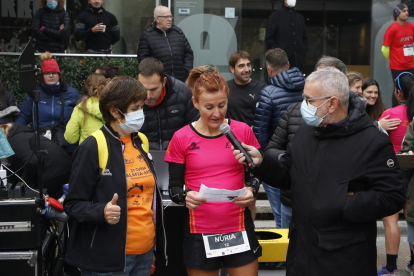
{"left": 40, "top": 52, "right": 61, "bottom": 75}
{"left": 393, "top": 3, "right": 408, "bottom": 21}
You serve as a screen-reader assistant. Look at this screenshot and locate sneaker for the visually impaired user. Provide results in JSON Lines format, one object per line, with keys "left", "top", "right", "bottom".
{"left": 377, "top": 266, "right": 399, "bottom": 276}
{"left": 407, "top": 262, "right": 414, "bottom": 276}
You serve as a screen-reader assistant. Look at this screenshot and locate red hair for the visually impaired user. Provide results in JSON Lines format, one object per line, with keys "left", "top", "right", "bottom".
{"left": 186, "top": 66, "right": 229, "bottom": 102}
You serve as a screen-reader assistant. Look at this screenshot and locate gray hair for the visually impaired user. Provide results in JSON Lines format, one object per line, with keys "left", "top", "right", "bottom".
{"left": 306, "top": 67, "right": 349, "bottom": 109}
{"left": 315, "top": 56, "right": 347, "bottom": 74}
{"left": 154, "top": 5, "right": 169, "bottom": 19}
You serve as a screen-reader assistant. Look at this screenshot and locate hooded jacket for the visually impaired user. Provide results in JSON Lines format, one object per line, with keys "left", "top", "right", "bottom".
{"left": 64, "top": 124, "right": 167, "bottom": 272}
{"left": 253, "top": 67, "right": 304, "bottom": 148}
{"left": 140, "top": 75, "right": 199, "bottom": 151}
{"left": 32, "top": 6, "right": 70, "bottom": 53}
{"left": 15, "top": 82, "right": 80, "bottom": 128}
{"left": 65, "top": 97, "right": 104, "bottom": 145}
{"left": 137, "top": 22, "right": 194, "bottom": 82}
{"left": 255, "top": 92, "right": 405, "bottom": 276}
{"left": 265, "top": 3, "right": 308, "bottom": 69}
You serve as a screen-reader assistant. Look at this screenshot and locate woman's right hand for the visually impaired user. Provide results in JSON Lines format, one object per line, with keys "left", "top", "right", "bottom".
{"left": 378, "top": 115, "right": 401, "bottom": 130}
{"left": 104, "top": 193, "right": 121, "bottom": 225}
{"left": 185, "top": 191, "right": 206, "bottom": 210}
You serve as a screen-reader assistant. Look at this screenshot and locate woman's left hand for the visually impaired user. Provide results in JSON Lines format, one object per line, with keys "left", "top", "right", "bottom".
{"left": 233, "top": 187, "right": 254, "bottom": 207}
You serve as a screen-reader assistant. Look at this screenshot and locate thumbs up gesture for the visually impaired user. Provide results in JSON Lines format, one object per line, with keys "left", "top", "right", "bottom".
{"left": 104, "top": 193, "right": 121, "bottom": 225}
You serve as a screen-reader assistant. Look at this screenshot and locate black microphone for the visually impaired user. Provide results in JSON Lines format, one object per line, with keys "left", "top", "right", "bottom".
{"left": 220, "top": 123, "right": 256, "bottom": 170}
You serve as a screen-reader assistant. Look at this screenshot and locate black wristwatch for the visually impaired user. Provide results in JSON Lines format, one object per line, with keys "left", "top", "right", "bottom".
{"left": 245, "top": 177, "right": 260, "bottom": 198}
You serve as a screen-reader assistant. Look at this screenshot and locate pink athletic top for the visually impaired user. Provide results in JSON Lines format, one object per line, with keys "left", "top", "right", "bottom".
{"left": 165, "top": 119, "right": 260, "bottom": 234}
{"left": 379, "top": 105, "right": 409, "bottom": 153}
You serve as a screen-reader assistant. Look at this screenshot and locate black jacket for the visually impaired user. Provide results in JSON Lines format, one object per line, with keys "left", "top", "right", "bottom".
{"left": 265, "top": 3, "right": 308, "bottom": 70}
{"left": 255, "top": 92, "right": 405, "bottom": 276}
{"left": 137, "top": 22, "right": 194, "bottom": 82}
{"left": 32, "top": 7, "right": 70, "bottom": 53}
{"left": 140, "top": 75, "right": 199, "bottom": 151}
{"left": 7, "top": 124, "right": 72, "bottom": 196}
{"left": 0, "top": 89, "right": 18, "bottom": 124}
{"left": 64, "top": 124, "right": 167, "bottom": 272}
{"left": 74, "top": 6, "right": 120, "bottom": 51}
{"left": 266, "top": 102, "right": 303, "bottom": 207}
{"left": 253, "top": 67, "right": 304, "bottom": 149}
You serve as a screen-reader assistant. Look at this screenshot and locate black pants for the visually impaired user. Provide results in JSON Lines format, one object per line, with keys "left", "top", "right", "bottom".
{"left": 391, "top": 68, "right": 414, "bottom": 107}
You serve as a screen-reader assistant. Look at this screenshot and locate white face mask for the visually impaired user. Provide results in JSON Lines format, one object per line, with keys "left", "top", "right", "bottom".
{"left": 286, "top": 0, "right": 296, "bottom": 8}
{"left": 300, "top": 98, "right": 330, "bottom": 127}
{"left": 118, "top": 109, "right": 145, "bottom": 134}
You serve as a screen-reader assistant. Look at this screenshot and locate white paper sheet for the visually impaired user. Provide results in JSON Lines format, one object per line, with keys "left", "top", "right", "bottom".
{"left": 198, "top": 184, "right": 246, "bottom": 202}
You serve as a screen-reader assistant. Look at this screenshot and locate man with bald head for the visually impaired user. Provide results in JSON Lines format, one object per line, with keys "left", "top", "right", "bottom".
{"left": 138, "top": 5, "right": 193, "bottom": 82}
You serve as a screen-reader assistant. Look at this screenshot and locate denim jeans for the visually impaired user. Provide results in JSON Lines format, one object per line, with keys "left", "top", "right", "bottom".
{"left": 281, "top": 203, "right": 292, "bottom": 229}
{"left": 81, "top": 249, "right": 153, "bottom": 276}
{"left": 262, "top": 183, "right": 281, "bottom": 228}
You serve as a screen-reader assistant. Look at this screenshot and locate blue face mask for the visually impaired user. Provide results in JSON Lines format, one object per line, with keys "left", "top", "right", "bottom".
{"left": 0, "top": 130, "right": 14, "bottom": 159}
{"left": 46, "top": 0, "right": 58, "bottom": 10}
{"left": 118, "top": 109, "right": 145, "bottom": 134}
{"left": 300, "top": 98, "right": 330, "bottom": 127}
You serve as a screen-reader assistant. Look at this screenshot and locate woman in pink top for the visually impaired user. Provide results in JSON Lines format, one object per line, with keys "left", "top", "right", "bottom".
{"left": 165, "top": 66, "right": 261, "bottom": 276}
{"left": 376, "top": 72, "right": 414, "bottom": 275}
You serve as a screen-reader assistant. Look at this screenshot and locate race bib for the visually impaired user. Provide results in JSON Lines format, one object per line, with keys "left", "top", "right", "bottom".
{"left": 404, "top": 44, "right": 414, "bottom": 56}
{"left": 202, "top": 231, "right": 250, "bottom": 258}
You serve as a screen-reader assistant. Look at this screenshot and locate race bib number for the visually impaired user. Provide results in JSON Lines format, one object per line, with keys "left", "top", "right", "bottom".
{"left": 202, "top": 231, "right": 250, "bottom": 258}
{"left": 404, "top": 45, "right": 414, "bottom": 56}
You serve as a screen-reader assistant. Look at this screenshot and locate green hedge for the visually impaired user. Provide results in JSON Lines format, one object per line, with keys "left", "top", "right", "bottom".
{"left": 0, "top": 55, "right": 139, "bottom": 104}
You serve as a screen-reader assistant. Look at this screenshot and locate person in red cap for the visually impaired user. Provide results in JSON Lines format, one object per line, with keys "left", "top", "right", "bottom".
{"left": 15, "top": 51, "right": 80, "bottom": 153}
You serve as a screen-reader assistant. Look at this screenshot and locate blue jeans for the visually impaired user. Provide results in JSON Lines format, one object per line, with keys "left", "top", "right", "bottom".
{"left": 281, "top": 203, "right": 292, "bottom": 229}
{"left": 262, "top": 183, "right": 281, "bottom": 228}
{"left": 81, "top": 249, "right": 153, "bottom": 276}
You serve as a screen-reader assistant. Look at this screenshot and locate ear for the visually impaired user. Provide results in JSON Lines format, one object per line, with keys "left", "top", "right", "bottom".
{"left": 162, "top": 76, "right": 167, "bottom": 87}
{"left": 192, "top": 96, "right": 199, "bottom": 109}
{"left": 267, "top": 65, "right": 272, "bottom": 77}
{"left": 328, "top": 97, "right": 340, "bottom": 113}
{"left": 109, "top": 106, "right": 119, "bottom": 119}
{"left": 287, "top": 61, "right": 290, "bottom": 69}
{"left": 229, "top": 66, "right": 235, "bottom": 74}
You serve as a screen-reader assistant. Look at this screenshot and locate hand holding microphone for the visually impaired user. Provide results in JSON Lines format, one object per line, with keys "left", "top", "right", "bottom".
{"left": 220, "top": 123, "right": 261, "bottom": 170}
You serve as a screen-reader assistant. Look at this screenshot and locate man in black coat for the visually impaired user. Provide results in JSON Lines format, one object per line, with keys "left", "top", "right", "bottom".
{"left": 265, "top": 0, "right": 308, "bottom": 71}
{"left": 74, "top": 0, "right": 120, "bottom": 54}
{"left": 137, "top": 5, "right": 194, "bottom": 82}
{"left": 233, "top": 67, "right": 405, "bottom": 276}
{"left": 137, "top": 57, "right": 199, "bottom": 151}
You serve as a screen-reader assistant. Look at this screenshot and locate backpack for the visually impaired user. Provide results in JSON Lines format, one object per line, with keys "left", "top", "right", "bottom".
{"left": 91, "top": 130, "right": 149, "bottom": 175}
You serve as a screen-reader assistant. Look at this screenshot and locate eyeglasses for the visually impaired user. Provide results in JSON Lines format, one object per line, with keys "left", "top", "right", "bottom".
{"left": 44, "top": 72, "right": 59, "bottom": 76}
{"left": 158, "top": 15, "right": 173, "bottom": 19}
{"left": 302, "top": 94, "right": 331, "bottom": 106}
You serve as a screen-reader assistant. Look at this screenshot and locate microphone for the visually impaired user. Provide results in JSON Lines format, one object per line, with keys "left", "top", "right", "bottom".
{"left": 220, "top": 123, "right": 256, "bottom": 170}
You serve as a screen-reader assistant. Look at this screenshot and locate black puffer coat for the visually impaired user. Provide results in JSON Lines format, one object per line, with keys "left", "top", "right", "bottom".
{"left": 32, "top": 7, "right": 70, "bottom": 53}
{"left": 266, "top": 102, "right": 304, "bottom": 208}
{"left": 140, "top": 75, "right": 199, "bottom": 151}
{"left": 137, "top": 22, "right": 194, "bottom": 82}
{"left": 0, "top": 88, "right": 18, "bottom": 124}
{"left": 255, "top": 92, "right": 405, "bottom": 276}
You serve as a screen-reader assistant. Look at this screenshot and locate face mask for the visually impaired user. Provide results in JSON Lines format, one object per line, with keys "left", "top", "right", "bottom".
{"left": 286, "top": 0, "right": 296, "bottom": 8}
{"left": 118, "top": 109, "right": 145, "bottom": 134}
{"left": 300, "top": 98, "right": 330, "bottom": 127}
{"left": 0, "top": 130, "right": 14, "bottom": 159}
{"left": 46, "top": 0, "right": 58, "bottom": 10}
